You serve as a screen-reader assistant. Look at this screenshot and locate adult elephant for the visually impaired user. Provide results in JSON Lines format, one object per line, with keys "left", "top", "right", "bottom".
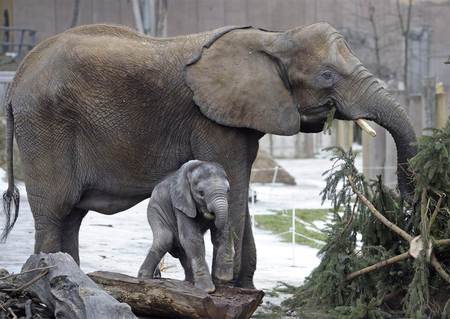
{"left": 2, "top": 23, "right": 416, "bottom": 288}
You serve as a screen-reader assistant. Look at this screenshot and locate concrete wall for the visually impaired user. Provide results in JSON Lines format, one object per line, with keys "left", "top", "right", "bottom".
{"left": 9, "top": 0, "right": 135, "bottom": 42}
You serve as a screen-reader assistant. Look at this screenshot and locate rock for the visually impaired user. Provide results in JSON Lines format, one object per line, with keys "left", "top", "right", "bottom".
{"left": 250, "top": 150, "right": 296, "bottom": 185}
{"left": 20, "top": 252, "right": 137, "bottom": 319}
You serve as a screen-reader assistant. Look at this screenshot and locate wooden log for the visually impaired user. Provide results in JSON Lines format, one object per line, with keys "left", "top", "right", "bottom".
{"left": 88, "top": 271, "right": 264, "bottom": 319}
{"left": 20, "top": 253, "right": 137, "bottom": 319}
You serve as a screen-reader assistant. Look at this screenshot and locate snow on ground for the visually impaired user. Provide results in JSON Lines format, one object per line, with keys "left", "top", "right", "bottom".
{"left": 0, "top": 189, "right": 320, "bottom": 291}
{"left": 0, "top": 154, "right": 362, "bottom": 294}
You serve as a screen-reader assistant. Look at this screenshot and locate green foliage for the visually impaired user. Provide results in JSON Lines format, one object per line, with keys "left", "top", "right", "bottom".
{"left": 402, "top": 122, "right": 450, "bottom": 318}
{"left": 410, "top": 121, "right": 450, "bottom": 195}
{"left": 280, "top": 121, "right": 450, "bottom": 318}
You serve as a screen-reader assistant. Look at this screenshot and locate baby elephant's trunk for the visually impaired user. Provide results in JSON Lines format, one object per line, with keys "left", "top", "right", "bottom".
{"left": 207, "top": 195, "right": 229, "bottom": 230}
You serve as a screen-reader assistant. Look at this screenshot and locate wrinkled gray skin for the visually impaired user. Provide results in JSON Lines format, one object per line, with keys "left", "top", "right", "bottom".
{"left": 2, "top": 23, "right": 416, "bottom": 289}
{"left": 137, "top": 160, "right": 233, "bottom": 293}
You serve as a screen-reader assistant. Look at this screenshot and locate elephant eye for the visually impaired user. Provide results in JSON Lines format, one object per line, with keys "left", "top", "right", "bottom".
{"left": 317, "top": 70, "right": 335, "bottom": 88}
{"left": 321, "top": 71, "right": 333, "bottom": 80}
{"left": 199, "top": 190, "right": 205, "bottom": 197}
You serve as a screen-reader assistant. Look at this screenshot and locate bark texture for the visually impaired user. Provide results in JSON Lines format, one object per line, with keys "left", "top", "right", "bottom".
{"left": 88, "top": 271, "right": 264, "bottom": 319}
{"left": 20, "top": 253, "right": 137, "bottom": 319}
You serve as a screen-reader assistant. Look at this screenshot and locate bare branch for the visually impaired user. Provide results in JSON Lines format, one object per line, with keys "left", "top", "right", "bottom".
{"left": 346, "top": 252, "right": 410, "bottom": 281}
{"left": 347, "top": 176, "right": 413, "bottom": 242}
{"left": 436, "top": 239, "right": 450, "bottom": 246}
{"left": 396, "top": 0, "right": 405, "bottom": 34}
{"left": 0, "top": 265, "right": 55, "bottom": 281}
{"left": 368, "top": 3, "right": 381, "bottom": 77}
{"left": 428, "top": 194, "right": 445, "bottom": 232}
{"left": 3, "top": 270, "right": 49, "bottom": 293}
{"left": 430, "top": 254, "right": 450, "bottom": 284}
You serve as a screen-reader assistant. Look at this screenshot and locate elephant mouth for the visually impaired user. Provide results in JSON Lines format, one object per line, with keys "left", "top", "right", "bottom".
{"left": 303, "top": 99, "right": 378, "bottom": 137}
{"left": 307, "top": 99, "right": 334, "bottom": 117}
{"left": 203, "top": 211, "right": 215, "bottom": 220}
{"left": 334, "top": 103, "right": 378, "bottom": 137}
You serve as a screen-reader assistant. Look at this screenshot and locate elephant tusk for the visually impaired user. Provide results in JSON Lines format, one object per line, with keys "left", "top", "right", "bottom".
{"left": 355, "top": 119, "right": 377, "bottom": 137}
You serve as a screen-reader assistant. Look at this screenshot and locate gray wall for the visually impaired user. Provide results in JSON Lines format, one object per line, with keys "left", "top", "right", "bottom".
{"left": 7, "top": 0, "right": 450, "bottom": 87}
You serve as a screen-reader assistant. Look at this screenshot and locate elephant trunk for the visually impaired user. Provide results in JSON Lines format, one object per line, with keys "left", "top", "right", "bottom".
{"left": 207, "top": 195, "right": 229, "bottom": 230}
{"left": 337, "top": 69, "right": 417, "bottom": 200}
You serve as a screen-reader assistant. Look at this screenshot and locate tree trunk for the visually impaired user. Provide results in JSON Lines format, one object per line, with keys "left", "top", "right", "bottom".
{"left": 88, "top": 271, "right": 264, "bottom": 319}
{"left": 20, "top": 253, "right": 137, "bottom": 319}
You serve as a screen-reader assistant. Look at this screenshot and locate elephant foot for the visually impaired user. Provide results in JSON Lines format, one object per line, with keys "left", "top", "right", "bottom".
{"left": 137, "top": 269, "right": 152, "bottom": 279}
{"left": 212, "top": 268, "right": 233, "bottom": 285}
{"left": 137, "top": 267, "right": 161, "bottom": 280}
{"left": 153, "top": 267, "right": 161, "bottom": 279}
{"left": 195, "top": 278, "right": 216, "bottom": 293}
{"left": 236, "top": 279, "right": 256, "bottom": 289}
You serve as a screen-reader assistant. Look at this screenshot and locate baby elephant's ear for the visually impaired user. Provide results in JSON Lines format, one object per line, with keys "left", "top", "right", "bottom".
{"left": 170, "top": 160, "right": 202, "bottom": 218}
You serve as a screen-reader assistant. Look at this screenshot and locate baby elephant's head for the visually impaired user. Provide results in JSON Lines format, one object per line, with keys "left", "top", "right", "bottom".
{"left": 171, "top": 160, "right": 230, "bottom": 229}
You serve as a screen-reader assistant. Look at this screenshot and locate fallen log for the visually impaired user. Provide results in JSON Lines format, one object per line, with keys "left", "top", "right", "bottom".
{"left": 20, "top": 253, "right": 137, "bottom": 319}
{"left": 88, "top": 271, "right": 264, "bottom": 319}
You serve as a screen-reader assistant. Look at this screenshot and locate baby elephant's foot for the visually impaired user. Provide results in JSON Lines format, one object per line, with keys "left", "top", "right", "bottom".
{"left": 137, "top": 269, "right": 152, "bottom": 279}
{"left": 153, "top": 267, "right": 161, "bottom": 279}
{"left": 213, "top": 267, "right": 233, "bottom": 285}
{"left": 195, "top": 277, "right": 216, "bottom": 293}
{"left": 137, "top": 267, "right": 159, "bottom": 280}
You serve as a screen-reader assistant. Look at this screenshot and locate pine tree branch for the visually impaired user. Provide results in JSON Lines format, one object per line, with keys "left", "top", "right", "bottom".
{"left": 428, "top": 194, "right": 445, "bottom": 232}
{"left": 436, "top": 239, "right": 450, "bottom": 246}
{"left": 346, "top": 252, "right": 410, "bottom": 281}
{"left": 347, "top": 176, "right": 413, "bottom": 242}
{"left": 430, "top": 254, "right": 450, "bottom": 284}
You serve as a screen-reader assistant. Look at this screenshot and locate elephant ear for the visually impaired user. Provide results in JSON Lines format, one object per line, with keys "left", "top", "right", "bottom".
{"left": 170, "top": 160, "right": 203, "bottom": 218}
{"left": 185, "top": 28, "right": 300, "bottom": 135}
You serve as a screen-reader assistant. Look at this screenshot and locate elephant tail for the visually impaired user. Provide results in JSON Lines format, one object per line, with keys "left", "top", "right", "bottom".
{"left": 1, "top": 102, "right": 20, "bottom": 242}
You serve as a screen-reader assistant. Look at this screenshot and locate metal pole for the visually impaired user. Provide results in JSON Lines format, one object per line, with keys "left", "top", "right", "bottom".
{"left": 271, "top": 166, "right": 279, "bottom": 184}
{"left": 292, "top": 208, "right": 296, "bottom": 266}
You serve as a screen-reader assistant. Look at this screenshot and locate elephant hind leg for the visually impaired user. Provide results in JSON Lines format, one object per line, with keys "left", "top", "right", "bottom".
{"left": 28, "top": 190, "right": 81, "bottom": 259}
{"left": 61, "top": 208, "right": 88, "bottom": 264}
{"left": 138, "top": 230, "right": 173, "bottom": 279}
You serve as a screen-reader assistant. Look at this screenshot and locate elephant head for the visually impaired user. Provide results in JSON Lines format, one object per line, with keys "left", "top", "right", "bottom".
{"left": 171, "top": 160, "right": 230, "bottom": 230}
{"left": 185, "top": 23, "right": 417, "bottom": 200}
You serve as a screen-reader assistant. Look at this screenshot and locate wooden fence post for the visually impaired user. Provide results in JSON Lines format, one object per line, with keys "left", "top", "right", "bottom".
{"left": 408, "top": 94, "right": 424, "bottom": 136}
{"left": 335, "top": 120, "right": 353, "bottom": 151}
{"left": 423, "top": 77, "right": 437, "bottom": 132}
{"left": 362, "top": 122, "right": 386, "bottom": 181}
{"left": 435, "top": 83, "right": 448, "bottom": 129}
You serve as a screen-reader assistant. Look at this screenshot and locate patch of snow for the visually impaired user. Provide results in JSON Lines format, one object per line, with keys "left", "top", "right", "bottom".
{"left": 313, "top": 220, "right": 328, "bottom": 230}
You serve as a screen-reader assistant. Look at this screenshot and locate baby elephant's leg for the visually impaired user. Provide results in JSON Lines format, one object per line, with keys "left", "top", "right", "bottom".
{"left": 138, "top": 229, "right": 173, "bottom": 279}
{"left": 211, "top": 227, "right": 234, "bottom": 284}
{"left": 177, "top": 250, "right": 194, "bottom": 283}
{"left": 178, "top": 219, "right": 215, "bottom": 293}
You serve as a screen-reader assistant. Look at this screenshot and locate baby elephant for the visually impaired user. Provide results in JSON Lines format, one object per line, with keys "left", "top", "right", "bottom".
{"left": 138, "top": 160, "right": 234, "bottom": 292}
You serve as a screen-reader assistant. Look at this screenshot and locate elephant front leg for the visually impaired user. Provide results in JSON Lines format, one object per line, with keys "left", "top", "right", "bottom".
{"left": 178, "top": 218, "right": 215, "bottom": 293}
{"left": 210, "top": 226, "right": 234, "bottom": 285}
{"left": 191, "top": 125, "right": 260, "bottom": 288}
{"left": 236, "top": 207, "right": 257, "bottom": 288}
